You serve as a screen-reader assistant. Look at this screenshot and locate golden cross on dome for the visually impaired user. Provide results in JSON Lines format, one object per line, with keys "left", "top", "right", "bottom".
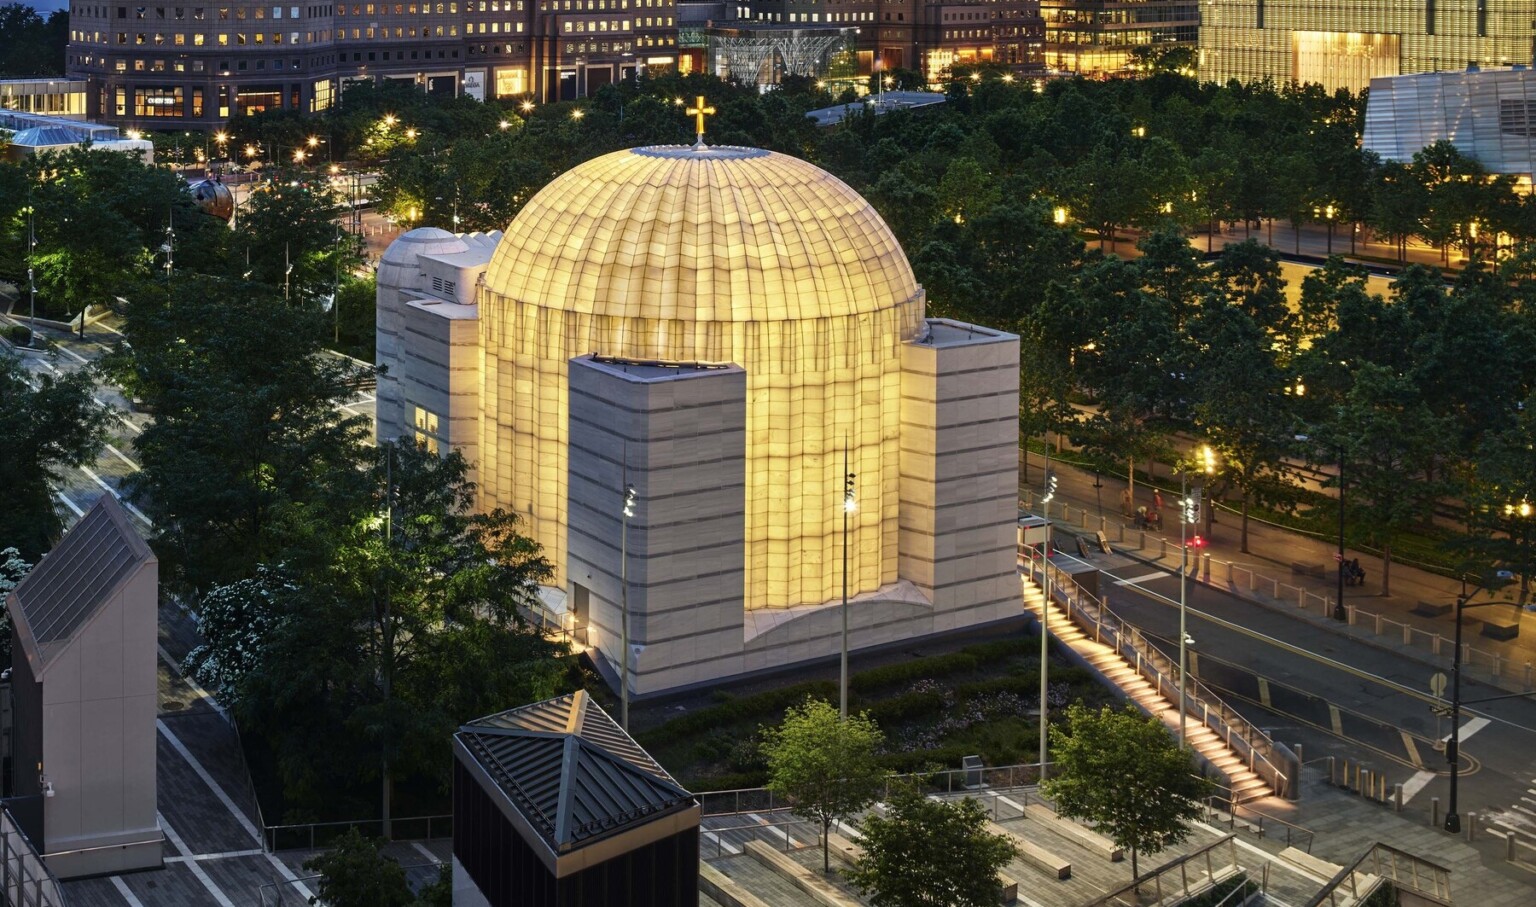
{"left": 686, "top": 95, "right": 716, "bottom": 147}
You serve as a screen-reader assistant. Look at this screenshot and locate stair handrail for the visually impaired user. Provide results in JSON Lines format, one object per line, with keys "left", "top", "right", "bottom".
{"left": 1302, "top": 842, "right": 1452, "bottom": 907}
{"left": 1025, "top": 554, "right": 1296, "bottom": 800}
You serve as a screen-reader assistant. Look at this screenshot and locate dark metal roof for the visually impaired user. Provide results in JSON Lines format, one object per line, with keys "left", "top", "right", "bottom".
{"left": 457, "top": 691, "right": 694, "bottom": 853}
{"left": 8, "top": 496, "right": 153, "bottom": 674}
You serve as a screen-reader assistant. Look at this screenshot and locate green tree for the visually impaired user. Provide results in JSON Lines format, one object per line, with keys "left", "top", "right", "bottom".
{"left": 1042, "top": 703, "right": 1208, "bottom": 880}
{"left": 229, "top": 176, "right": 362, "bottom": 305}
{"left": 104, "top": 275, "right": 370, "bottom": 593}
{"left": 1461, "top": 394, "right": 1536, "bottom": 595}
{"left": 1321, "top": 364, "right": 1453, "bottom": 595}
{"left": 238, "top": 442, "right": 565, "bottom": 816}
{"left": 0, "top": 355, "right": 110, "bottom": 560}
{"left": 302, "top": 828, "right": 415, "bottom": 907}
{"left": 0, "top": 5, "right": 67, "bottom": 76}
{"left": 846, "top": 787, "right": 1014, "bottom": 907}
{"left": 761, "top": 697, "right": 886, "bottom": 874}
{"left": 0, "top": 548, "right": 32, "bottom": 668}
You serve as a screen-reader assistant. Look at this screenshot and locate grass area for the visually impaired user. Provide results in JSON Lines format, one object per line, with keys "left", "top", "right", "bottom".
{"left": 633, "top": 635, "right": 1114, "bottom": 791}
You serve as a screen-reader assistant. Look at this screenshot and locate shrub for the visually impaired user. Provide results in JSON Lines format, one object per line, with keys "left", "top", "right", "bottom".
{"left": 864, "top": 689, "right": 948, "bottom": 725}
{"left": 849, "top": 652, "right": 979, "bottom": 693}
{"left": 3, "top": 324, "right": 31, "bottom": 345}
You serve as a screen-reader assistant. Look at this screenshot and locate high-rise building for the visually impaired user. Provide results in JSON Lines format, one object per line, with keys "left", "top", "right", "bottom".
{"left": 1199, "top": 0, "right": 1536, "bottom": 95}
{"left": 1040, "top": 0, "right": 1197, "bottom": 75}
{"left": 64, "top": 0, "right": 680, "bottom": 127}
{"left": 694, "top": 0, "right": 1042, "bottom": 84}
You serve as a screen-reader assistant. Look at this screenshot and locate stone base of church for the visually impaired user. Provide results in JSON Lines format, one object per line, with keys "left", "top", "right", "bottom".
{"left": 587, "top": 575, "right": 1025, "bottom": 697}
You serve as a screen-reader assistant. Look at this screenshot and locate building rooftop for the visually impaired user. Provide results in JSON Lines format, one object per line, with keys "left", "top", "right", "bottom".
{"left": 915, "top": 317, "right": 1016, "bottom": 348}
{"left": 572, "top": 354, "right": 744, "bottom": 383}
{"left": 7, "top": 495, "right": 153, "bottom": 676}
{"left": 456, "top": 692, "right": 696, "bottom": 858}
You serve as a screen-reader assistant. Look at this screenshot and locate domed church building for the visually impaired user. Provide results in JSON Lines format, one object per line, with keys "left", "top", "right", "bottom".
{"left": 377, "top": 133, "right": 1021, "bottom": 696}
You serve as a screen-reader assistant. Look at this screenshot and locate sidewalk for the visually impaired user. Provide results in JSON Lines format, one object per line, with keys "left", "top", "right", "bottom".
{"left": 1022, "top": 449, "right": 1536, "bottom": 695}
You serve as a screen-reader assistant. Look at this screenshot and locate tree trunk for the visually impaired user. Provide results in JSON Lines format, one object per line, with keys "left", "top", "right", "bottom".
{"left": 823, "top": 818, "right": 831, "bottom": 873}
{"left": 1293, "top": 220, "right": 1300, "bottom": 255}
{"left": 1240, "top": 496, "right": 1250, "bottom": 554}
{"left": 1131, "top": 844, "right": 1139, "bottom": 886}
{"left": 1381, "top": 542, "right": 1392, "bottom": 596}
{"left": 1128, "top": 457, "right": 1136, "bottom": 506}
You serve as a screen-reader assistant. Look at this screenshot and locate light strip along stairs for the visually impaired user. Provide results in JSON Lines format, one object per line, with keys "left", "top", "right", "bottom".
{"left": 1023, "top": 576, "right": 1272, "bottom": 804}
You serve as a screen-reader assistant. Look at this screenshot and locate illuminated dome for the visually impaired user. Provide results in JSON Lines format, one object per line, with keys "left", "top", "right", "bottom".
{"left": 479, "top": 145, "right": 926, "bottom": 609}
{"left": 483, "top": 145, "right": 920, "bottom": 326}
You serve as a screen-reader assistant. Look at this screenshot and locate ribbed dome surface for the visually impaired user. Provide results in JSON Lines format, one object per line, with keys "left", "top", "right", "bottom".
{"left": 483, "top": 145, "right": 920, "bottom": 323}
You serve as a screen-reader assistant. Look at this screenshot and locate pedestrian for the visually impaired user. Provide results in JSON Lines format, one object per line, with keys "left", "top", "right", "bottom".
{"left": 1121, "top": 487, "right": 1133, "bottom": 517}
{"left": 1153, "top": 490, "right": 1164, "bottom": 513}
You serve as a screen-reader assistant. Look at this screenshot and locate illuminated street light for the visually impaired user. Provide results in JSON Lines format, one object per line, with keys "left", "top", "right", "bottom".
{"left": 306, "top": 135, "right": 319, "bottom": 147}
{"left": 571, "top": 109, "right": 585, "bottom": 120}
{"left": 1178, "top": 445, "right": 1216, "bottom": 751}
{"left": 383, "top": 113, "right": 398, "bottom": 127}
{"left": 498, "top": 119, "right": 511, "bottom": 130}
{"left": 838, "top": 447, "right": 859, "bottom": 720}
{"left": 1053, "top": 206, "right": 1068, "bottom": 226}
{"left": 520, "top": 100, "right": 535, "bottom": 113}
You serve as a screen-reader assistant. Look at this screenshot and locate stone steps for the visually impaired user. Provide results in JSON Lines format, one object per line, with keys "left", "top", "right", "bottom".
{"left": 1025, "top": 583, "right": 1271, "bottom": 802}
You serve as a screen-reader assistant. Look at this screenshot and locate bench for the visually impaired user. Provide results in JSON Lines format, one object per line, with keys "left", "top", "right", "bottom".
{"left": 699, "top": 863, "right": 774, "bottom": 907}
{"left": 1022, "top": 804, "right": 1124, "bottom": 861}
{"left": 987, "top": 821, "right": 1072, "bottom": 880}
{"left": 1276, "top": 846, "right": 1342, "bottom": 882}
{"left": 1412, "top": 601, "right": 1453, "bottom": 618}
{"left": 1291, "top": 562, "right": 1327, "bottom": 578}
{"left": 1482, "top": 619, "right": 1520, "bottom": 641}
{"left": 744, "top": 840, "right": 860, "bottom": 907}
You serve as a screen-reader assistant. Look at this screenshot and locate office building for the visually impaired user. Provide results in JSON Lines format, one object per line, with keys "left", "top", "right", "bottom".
{"left": 64, "top": 0, "right": 680, "bottom": 127}
{"left": 1199, "top": 0, "right": 1536, "bottom": 95}
{"left": 1040, "top": 0, "right": 1196, "bottom": 75}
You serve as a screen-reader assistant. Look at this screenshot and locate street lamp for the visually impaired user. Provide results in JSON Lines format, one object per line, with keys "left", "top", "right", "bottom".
{"left": 1038, "top": 443, "right": 1058, "bottom": 779}
{"left": 25, "top": 204, "right": 36, "bottom": 349}
{"left": 840, "top": 445, "right": 856, "bottom": 720}
{"left": 620, "top": 475, "right": 637, "bottom": 731}
{"left": 1053, "top": 206, "right": 1068, "bottom": 227}
{"left": 1444, "top": 569, "right": 1515, "bottom": 833}
{"left": 1178, "top": 445, "right": 1216, "bottom": 751}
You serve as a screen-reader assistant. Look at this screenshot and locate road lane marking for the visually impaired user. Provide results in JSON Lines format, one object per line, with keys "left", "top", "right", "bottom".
{"left": 1400, "top": 731, "right": 1423, "bottom": 769}
{"left": 158, "top": 719, "right": 315, "bottom": 901}
{"left": 1442, "top": 716, "right": 1491, "bottom": 744}
{"left": 1115, "top": 571, "right": 1170, "bottom": 586}
{"left": 1400, "top": 771, "right": 1436, "bottom": 804}
{"left": 157, "top": 812, "right": 237, "bottom": 907}
{"left": 79, "top": 465, "right": 152, "bottom": 524}
{"left": 110, "top": 875, "right": 147, "bottom": 907}
{"left": 56, "top": 492, "right": 84, "bottom": 517}
{"left": 105, "top": 443, "right": 141, "bottom": 471}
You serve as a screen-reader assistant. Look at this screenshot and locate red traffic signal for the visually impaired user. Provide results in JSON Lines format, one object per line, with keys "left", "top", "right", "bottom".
{"left": 1190, "top": 535, "right": 1207, "bottom": 549}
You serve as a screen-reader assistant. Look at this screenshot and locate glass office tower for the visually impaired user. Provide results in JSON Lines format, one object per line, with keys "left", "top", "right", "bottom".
{"left": 1199, "top": 0, "right": 1536, "bottom": 94}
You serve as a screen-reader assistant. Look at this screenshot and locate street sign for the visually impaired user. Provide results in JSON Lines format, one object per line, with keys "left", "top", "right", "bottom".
{"left": 1429, "top": 672, "right": 1448, "bottom": 699}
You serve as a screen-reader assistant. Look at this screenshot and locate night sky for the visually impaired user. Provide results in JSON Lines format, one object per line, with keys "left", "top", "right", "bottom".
{"left": 25, "top": 0, "right": 68, "bottom": 13}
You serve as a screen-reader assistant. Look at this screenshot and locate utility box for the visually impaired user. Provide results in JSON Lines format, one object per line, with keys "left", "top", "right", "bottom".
{"left": 1018, "top": 513, "right": 1052, "bottom": 553}
{"left": 1048, "top": 551, "right": 1101, "bottom": 599}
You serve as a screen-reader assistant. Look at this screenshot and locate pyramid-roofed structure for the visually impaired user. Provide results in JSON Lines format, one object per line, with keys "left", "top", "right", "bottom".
{"left": 7, "top": 495, "right": 153, "bottom": 677}
{"left": 456, "top": 691, "right": 694, "bottom": 858}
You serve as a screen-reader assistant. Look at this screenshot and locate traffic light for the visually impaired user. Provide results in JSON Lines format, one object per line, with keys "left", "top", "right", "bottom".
{"left": 1190, "top": 535, "right": 1207, "bottom": 549}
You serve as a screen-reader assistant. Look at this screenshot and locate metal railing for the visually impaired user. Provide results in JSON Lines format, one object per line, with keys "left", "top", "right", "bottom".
{"left": 1082, "top": 834, "right": 1255, "bottom": 907}
{"left": 1201, "top": 797, "right": 1316, "bottom": 853}
{"left": 699, "top": 762, "right": 1054, "bottom": 819}
{"left": 1025, "top": 553, "right": 1298, "bottom": 801}
{"left": 262, "top": 815, "right": 452, "bottom": 852}
{"left": 258, "top": 859, "right": 443, "bottom": 906}
{"left": 0, "top": 808, "right": 65, "bottom": 907}
{"left": 1304, "top": 842, "right": 1451, "bottom": 907}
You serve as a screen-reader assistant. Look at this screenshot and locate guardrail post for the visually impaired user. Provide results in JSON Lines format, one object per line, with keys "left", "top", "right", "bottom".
{"left": 1226, "top": 560, "right": 1234, "bottom": 584}
{"left": 1201, "top": 553, "right": 1211, "bottom": 582}
{"left": 1248, "top": 569, "right": 1257, "bottom": 591}
{"left": 1298, "top": 587, "right": 1306, "bottom": 608}
{"left": 1374, "top": 613, "right": 1383, "bottom": 635}
{"left": 1159, "top": 537, "right": 1168, "bottom": 559}
{"left": 1404, "top": 624, "right": 1412, "bottom": 645}
{"left": 1431, "top": 797, "right": 1441, "bottom": 827}
{"left": 1394, "top": 784, "right": 1403, "bottom": 812}
{"left": 1433, "top": 634, "right": 1442, "bottom": 656}
{"left": 1468, "top": 812, "right": 1477, "bottom": 842}
{"left": 1508, "top": 831, "right": 1517, "bottom": 862}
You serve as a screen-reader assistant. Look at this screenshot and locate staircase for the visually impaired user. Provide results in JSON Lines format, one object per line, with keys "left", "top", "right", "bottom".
{"left": 1023, "top": 573, "right": 1275, "bottom": 804}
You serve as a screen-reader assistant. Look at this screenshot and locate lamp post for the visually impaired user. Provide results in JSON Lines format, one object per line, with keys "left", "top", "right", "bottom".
{"left": 620, "top": 469, "right": 636, "bottom": 732}
{"left": 1444, "top": 570, "right": 1514, "bottom": 833}
{"left": 26, "top": 204, "right": 36, "bottom": 349}
{"left": 840, "top": 443, "right": 856, "bottom": 720}
{"left": 1178, "top": 445, "right": 1216, "bottom": 751}
{"left": 1334, "top": 451, "right": 1347, "bottom": 621}
{"left": 1038, "top": 445, "right": 1058, "bottom": 778}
